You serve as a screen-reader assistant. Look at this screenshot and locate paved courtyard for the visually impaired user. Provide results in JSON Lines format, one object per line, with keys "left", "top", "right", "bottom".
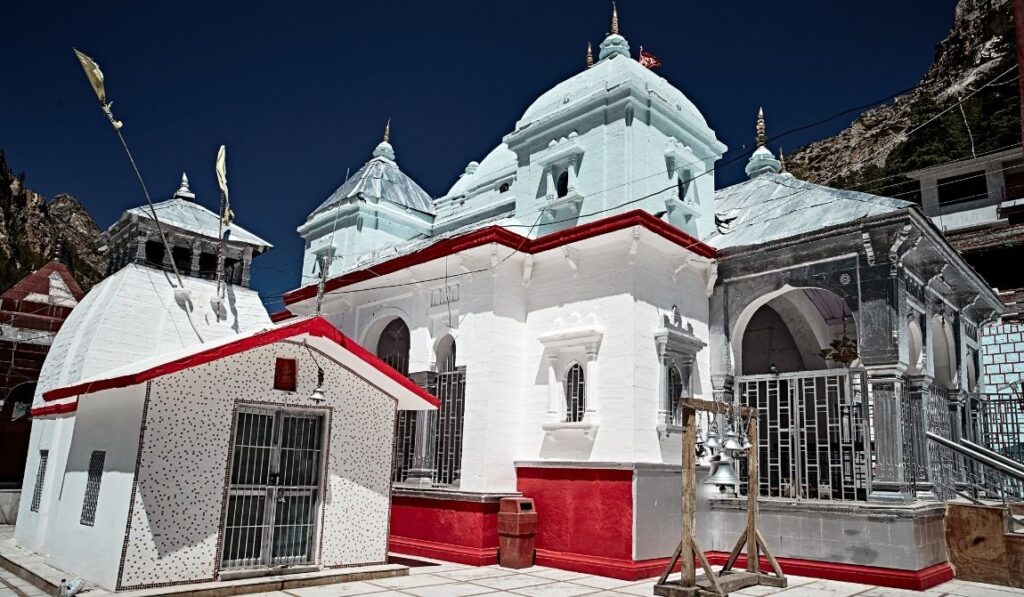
{"left": 2, "top": 557, "right": 1023, "bottom": 597}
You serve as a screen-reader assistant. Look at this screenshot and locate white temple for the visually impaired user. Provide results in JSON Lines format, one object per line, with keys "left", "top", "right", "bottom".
{"left": 280, "top": 7, "right": 1002, "bottom": 587}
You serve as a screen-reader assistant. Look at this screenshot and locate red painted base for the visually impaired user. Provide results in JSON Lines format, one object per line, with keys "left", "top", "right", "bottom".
{"left": 389, "top": 495, "right": 501, "bottom": 567}
{"left": 389, "top": 536, "right": 498, "bottom": 566}
{"left": 695, "top": 553, "right": 955, "bottom": 591}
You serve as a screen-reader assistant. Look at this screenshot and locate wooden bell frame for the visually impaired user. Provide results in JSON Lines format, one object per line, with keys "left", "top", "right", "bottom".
{"left": 654, "top": 398, "right": 787, "bottom": 596}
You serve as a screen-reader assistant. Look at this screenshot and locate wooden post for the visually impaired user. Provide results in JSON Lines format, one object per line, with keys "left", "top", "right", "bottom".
{"left": 746, "top": 416, "right": 759, "bottom": 574}
{"left": 681, "top": 404, "right": 696, "bottom": 586}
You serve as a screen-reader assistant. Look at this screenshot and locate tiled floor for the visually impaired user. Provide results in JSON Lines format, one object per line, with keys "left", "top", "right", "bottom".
{"left": 3, "top": 559, "right": 1023, "bottom": 597}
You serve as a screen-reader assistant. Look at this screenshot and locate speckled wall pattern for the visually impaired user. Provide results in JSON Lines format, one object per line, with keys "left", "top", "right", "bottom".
{"left": 117, "top": 341, "right": 397, "bottom": 590}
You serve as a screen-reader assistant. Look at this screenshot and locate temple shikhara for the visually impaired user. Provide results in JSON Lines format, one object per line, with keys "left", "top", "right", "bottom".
{"left": 5, "top": 5, "right": 1024, "bottom": 595}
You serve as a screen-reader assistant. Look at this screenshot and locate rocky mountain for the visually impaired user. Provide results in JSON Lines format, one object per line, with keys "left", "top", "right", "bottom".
{"left": 0, "top": 150, "right": 105, "bottom": 293}
{"left": 788, "top": 0, "right": 1020, "bottom": 198}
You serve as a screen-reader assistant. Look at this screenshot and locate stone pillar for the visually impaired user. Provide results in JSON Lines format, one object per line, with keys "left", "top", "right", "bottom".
{"left": 547, "top": 354, "right": 561, "bottom": 421}
{"left": 403, "top": 370, "right": 438, "bottom": 487}
{"left": 656, "top": 341, "right": 671, "bottom": 424}
{"left": 866, "top": 367, "right": 914, "bottom": 503}
{"left": 134, "top": 231, "right": 147, "bottom": 262}
{"left": 190, "top": 240, "right": 202, "bottom": 278}
{"left": 241, "top": 247, "right": 253, "bottom": 288}
{"left": 583, "top": 349, "right": 598, "bottom": 422}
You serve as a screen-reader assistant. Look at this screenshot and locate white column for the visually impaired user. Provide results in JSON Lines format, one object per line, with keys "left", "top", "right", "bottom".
{"left": 584, "top": 350, "right": 598, "bottom": 421}
{"left": 547, "top": 354, "right": 561, "bottom": 421}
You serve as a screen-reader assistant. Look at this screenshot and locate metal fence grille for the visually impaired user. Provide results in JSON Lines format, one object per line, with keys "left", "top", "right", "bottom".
{"left": 382, "top": 355, "right": 418, "bottom": 484}
{"left": 221, "top": 408, "right": 324, "bottom": 570}
{"left": 978, "top": 393, "right": 1024, "bottom": 462}
{"left": 432, "top": 367, "right": 466, "bottom": 486}
{"left": 565, "top": 363, "right": 586, "bottom": 423}
{"left": 80, "top": 450, "right": 106, "bottom": 526}
{"left": 738, "top": 369, "right": 869, "bottom": 501}
{"left": 30, "top": 450, "right": 48, "bottom": 512}
{"left": 925, "top": 386, "right": 958, "bottom": 499}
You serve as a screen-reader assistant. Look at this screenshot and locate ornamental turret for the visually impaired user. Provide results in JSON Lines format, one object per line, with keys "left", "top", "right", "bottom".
{"left": 744, "top": 107, "right": 783, "bottom": 178}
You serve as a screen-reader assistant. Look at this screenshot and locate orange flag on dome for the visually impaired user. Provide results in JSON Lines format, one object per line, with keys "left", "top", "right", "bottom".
{"left": 638, "top": 47, "right": 662, "bottom": 70}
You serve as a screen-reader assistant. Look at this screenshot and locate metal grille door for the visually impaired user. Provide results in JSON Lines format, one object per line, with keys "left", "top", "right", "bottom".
{"left": 432, "top": 367, "right": 466, "bottom": 486}
{"left": 221, "top": 408, "right": 324, "bottom": 570}
{"left": 738, "top": 370, "right": 869, "bottom": 501}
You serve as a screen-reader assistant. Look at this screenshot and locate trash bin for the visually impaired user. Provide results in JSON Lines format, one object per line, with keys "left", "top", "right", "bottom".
{"left": 498, "top": 497, "right": 537, "bottom": 569}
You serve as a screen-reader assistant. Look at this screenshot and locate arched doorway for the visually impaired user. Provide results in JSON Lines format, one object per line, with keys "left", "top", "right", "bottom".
{"left": 0, "top": 382, "right": 35, "bottom": 486}
{"left": 371, "top": 318, "right": 416, "bottom": 483}
{"left": 734, "top": 287, "right": 868, "bottom": 501}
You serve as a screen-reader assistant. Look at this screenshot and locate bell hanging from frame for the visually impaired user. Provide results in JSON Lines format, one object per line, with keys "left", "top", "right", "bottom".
{"left": 705, "top": 427, "right": 721, "bottom": 451}
{"left": 739, "top": 422, "right": 752, "bottom": 450}
{"left": 722, "top": 428, "right": 743, "bottom": 452}
{"left": 705, "top": 452, "right": 740, "bottom": 487}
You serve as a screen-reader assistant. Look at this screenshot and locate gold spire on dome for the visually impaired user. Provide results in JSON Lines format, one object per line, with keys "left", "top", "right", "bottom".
{"left": 383, "top": 118, "right": 391, "bottom": 144}
{"left": 779, "top": 148, "right": 787, "bottom": 172}
{"left": 586, "top": 43, "right": 594, "bottom": 68}
{"left": 610, "top": 2, "right": 619, "bottom": 35}
{"left": 756, "top": 107, "right": 766, "bottom": 147}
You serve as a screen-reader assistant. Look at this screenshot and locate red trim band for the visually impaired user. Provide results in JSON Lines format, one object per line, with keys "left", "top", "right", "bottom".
{"left": 284, "top": 210, "right": 717, "bottom": 305}
{"left": 270, "top": 309, "right": 295, "bottom": 323}
{"left": 30, "top": 401, "right": 78, "bottom": 417}
{"left": 41, "top": 317, "right": 439, "bottom": 409}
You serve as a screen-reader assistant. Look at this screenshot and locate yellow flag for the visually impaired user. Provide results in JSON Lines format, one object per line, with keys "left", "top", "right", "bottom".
{"left": 74, "top": 49, "right": 107, "bottom": 104}
{"left": 216, "top": 145, "right": 234, "bottom": 226}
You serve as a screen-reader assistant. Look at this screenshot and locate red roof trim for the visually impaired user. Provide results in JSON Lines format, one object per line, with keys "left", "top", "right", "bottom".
{"left": 284, "top": 210, "right": 716, "bottom": 305}
{"left": 30, "top": 401, "right": 78, "bottom": 417}
{"left": 270, "top": 309, "right": 295, "bottom": 323}
{"left": 41, "top": 317, "right": 440, "bottom": 408}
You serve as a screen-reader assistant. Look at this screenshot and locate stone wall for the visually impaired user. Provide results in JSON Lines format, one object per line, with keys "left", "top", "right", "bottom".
{"left": 981, "top": 322, "right": 1024, "bottom": 393}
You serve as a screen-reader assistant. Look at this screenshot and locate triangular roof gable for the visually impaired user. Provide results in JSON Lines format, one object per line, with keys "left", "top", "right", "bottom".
{"left": 2, "top": 260, "right": 84, "bottom": 302}
{"left": 41, "top": 316, "right": 439, "bottom": 410}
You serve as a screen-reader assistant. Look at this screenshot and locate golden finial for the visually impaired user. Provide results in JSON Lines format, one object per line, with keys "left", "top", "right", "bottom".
{"left": 756, "top": 106, "right": 766, "bottom": 147}
{"left": 586, "top": 43, "right": 594, "bottom": 68}
{"left": 610, "top": 2, "right": 619, "bottom": 35}
{"left": 383, "top": 118, "right": 391, "bottom": 144}
{"left": 779, "top": 148, "right": 787, "bottom": 172}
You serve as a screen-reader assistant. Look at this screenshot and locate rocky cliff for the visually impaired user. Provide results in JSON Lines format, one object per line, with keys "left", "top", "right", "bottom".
{"left": 788, "top": 0, "right": 1020, "bottom": 197}
{"left": 0, "top": 150, "right": 105, "bottom": 292}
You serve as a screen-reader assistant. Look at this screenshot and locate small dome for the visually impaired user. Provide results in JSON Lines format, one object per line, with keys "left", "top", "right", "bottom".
{"left": 745, "top": 145, "right": 782, "bottom": 178}
{"left": 444, "top": 144, "right": 517, "bottom": 198}
{"left": 599, "top": 33, "right": 630, "bottom": 60}
{"left": 373, "top": 141, "right": 396, "bottom": 161}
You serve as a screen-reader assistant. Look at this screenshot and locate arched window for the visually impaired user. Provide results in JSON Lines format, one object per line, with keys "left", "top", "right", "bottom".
{"left": 667, "top": 366, "right": 683, "bottom": 425}
{"left": 677, "top": 176, "right": 688, "bottom": 201}
{"left": 556, "top": 170, "right": 570, "bottom": 198}
{"left": 564, "top": 363, "right": 586, "bottom": 422}
{"left": 376, "top": 318, "right": 410, "bottom": 376}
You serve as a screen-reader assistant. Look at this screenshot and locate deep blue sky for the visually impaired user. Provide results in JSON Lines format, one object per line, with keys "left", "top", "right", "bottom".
{"left": 2, "top": 1, "right": 958, "bottom": 310}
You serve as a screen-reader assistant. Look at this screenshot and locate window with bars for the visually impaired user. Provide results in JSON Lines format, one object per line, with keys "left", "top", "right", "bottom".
{"left": 80, "top": 451, "right": 106, "bottom": 526}
{"left": 30, "top": 450, "right": 48, "bottom": 512}
{"left": 564, "top": 363, "right": 586, "bottom": 423}
{"left": 667, "top": 366, "right": 683, "bottom": 425}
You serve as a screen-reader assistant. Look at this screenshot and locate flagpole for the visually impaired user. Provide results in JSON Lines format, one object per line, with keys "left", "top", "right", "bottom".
{"left": 74, "top": 48, "right": 184, "bottom": 288}
{"left": 113, "top": 127, "right": 185, "bottom": 288}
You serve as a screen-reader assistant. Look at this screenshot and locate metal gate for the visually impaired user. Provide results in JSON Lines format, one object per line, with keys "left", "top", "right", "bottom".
{"left": 738, "top": 369, "right": 869, "bottom": 501}
{"left": 432, "top": 367, "right": 466, "bottom": 485}
{"left": 221, "top": 407, "right": 325, "bottom": 570}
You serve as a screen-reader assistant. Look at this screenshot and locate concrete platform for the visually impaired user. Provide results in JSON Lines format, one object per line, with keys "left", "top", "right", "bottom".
{"left": 0, "top": 526, "right": 406, "bottom": 597}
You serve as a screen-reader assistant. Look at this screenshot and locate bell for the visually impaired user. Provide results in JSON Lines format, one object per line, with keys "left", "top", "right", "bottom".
{"left": 722, "top": 429, "right": 743, "bottom": 452}
{"left": 740, "top": 432, "right": 752, "bottom": 450}
{"left": 705, "top": 430, "right": 721, "bottom": 451}
{"left": 705, "top": 453, "right": 741, "bottom": 487}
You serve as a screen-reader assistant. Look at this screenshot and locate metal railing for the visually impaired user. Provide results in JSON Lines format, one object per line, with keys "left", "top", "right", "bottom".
{"left": 927, "top": 431, "right": 1024, "bottom": 507}
{"left": 431, "top": 367, "right": 466, "bottom": 486}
